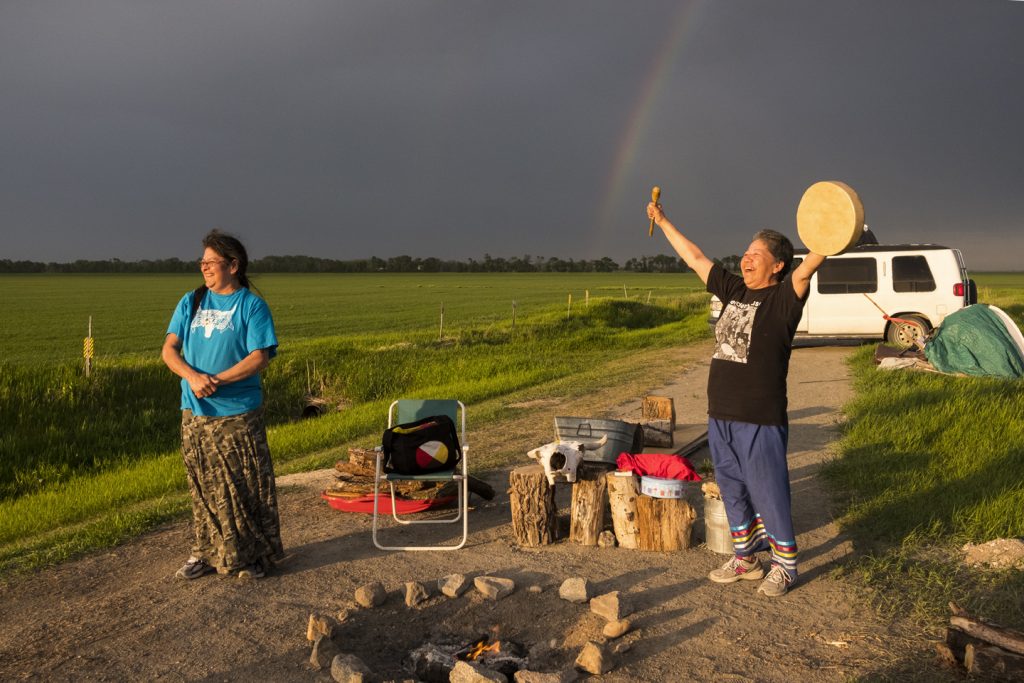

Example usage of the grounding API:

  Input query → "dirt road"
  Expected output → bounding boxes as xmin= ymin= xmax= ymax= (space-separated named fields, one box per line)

xmin=0 ymin=343 xmax=924 ymax=681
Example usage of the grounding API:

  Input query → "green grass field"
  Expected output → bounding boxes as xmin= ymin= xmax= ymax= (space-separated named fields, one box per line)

xmin=0 ymin=272 xmax=704 ymax=365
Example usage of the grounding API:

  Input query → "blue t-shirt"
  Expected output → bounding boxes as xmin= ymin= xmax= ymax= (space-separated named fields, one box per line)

xmin=166 ymin=287 xmax=278 ymax=417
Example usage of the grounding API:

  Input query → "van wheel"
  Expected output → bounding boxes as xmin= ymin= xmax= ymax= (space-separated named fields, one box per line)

xmin=886 ymin=315 xmax=930 ymax=349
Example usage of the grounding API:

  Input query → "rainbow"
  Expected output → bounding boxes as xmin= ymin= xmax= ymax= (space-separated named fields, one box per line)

xmin=595 ymin=0 xmax=708 ymax=245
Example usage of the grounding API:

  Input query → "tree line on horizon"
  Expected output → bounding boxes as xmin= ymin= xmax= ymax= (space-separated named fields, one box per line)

xmin=0 ymin=253 xmax=743 ymax=274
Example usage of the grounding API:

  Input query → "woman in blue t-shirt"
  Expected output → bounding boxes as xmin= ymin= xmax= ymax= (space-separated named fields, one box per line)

xmin=161 ymin=229 xmax=283 ymax=580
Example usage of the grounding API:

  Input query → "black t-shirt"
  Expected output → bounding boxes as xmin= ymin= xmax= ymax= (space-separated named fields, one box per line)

xmin=705 ymin=263 xmax=807 ymax=425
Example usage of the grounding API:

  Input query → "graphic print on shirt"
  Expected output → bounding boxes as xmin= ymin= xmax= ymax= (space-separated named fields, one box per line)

xmin=713 ymin=300 xmax=760 ymax=363
xmin=191 ymin=305 xmax=237 ymax=339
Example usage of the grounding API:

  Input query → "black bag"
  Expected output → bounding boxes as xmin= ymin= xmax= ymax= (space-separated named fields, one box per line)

xmin=382 ymin=414 xmax=462 ymax=475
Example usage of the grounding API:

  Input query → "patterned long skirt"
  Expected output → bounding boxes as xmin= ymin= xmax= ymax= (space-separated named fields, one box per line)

xmin=180 ymin=408 xmax=284 ymax=573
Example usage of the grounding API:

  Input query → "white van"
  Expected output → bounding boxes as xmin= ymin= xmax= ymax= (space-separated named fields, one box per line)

xmin=709 ymin=244 xmax=977 ymax=346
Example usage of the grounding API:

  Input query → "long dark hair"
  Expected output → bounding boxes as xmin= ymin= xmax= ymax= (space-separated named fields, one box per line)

xmin=752 ymin=229 xmax=794 ymax=283
xmin=202 ymin=229 xmax=260 ymax=294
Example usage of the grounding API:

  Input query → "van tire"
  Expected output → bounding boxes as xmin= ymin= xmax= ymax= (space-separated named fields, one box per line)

xmin=886 ymin=315 xmax=930 ymax=349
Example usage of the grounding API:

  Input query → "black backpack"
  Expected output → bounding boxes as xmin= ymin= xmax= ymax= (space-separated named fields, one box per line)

xmin=382 ymin=414 xmax=462 ymax=475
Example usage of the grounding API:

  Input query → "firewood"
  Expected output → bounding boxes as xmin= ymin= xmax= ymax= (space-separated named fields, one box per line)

xmin=570 ymin=464 xmax=609 ymax=546
xmin=640 ymin=420 xmax=673 ymax=448
xmin=346 ymin=447 xmax=378 ymax=473
xmin=636 ymin=495 xmax=696 ymax=551
xmin=965 ymin=643 xmax=1024 ymax=676
xmin=950 ymin=616 xmax=1024 ymax=656
xmin=605 ymin=472 xmax=640 ymax=549
xmin=641 ymin=396 xmax=675 ymax=428
xmin=934 ymin=642 xmax=960 ymax=669
xmin=946 ymin=626 xmax=988 ymax=662
xmin=508 ymin=465 xmax=558 ymax=546
xmin=430 ymin=475 xmax=495 ymax=501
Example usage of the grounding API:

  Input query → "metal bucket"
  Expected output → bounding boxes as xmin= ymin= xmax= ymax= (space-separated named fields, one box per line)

xmin=703 ymin=496 xmax=733 ymax=555
xmin=554 ymin=416 xmax=643 ymax=464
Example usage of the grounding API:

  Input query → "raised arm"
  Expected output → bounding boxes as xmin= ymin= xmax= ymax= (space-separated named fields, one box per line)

xmin=646 ymin=202 xmax=715 ymax=284
xmin=790 ymin=252 xmax=826 ymax=299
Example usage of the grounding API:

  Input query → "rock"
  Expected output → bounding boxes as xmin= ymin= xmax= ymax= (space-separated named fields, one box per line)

xmin=331 ymin=652 xmax=373 ymax=683
xmin=449 ymin=659 xmax=508 ymax=683
xmin=355 ymin=581 xmax=387 ymax=608
xmin=611 ymin=641 xmax=632 ymax=655
xmin=474 ymin=576 xmax=515 ymax=601
xmin=514 ymin=670 xmax=578 ymax=683
xmin=962 ymin=538 xmax=1024 ymax=569
xmin=308 ymin=612 xmax=338 ymax=641
xmin=310 ymin=634 xmax=341 ymax=670
xmin=336 ymin=606 xmax=353 ymax=623
xmin=602 ymin=619 xmax=631 ymax=639
xmin=589 ymin=591 xmax=631 ymax=621
xmin=558 ymin=578 xmax=590 ymax=604
xmin=527 ymin=585 xmax=543 ymax=594
xmin=405 ymin=581 xmax=431 ymax=607
xmin=574 ymin=641 xmax=612 ymax=675
xmin=597 ymin=531 xmax=617 ymax=548
xmin=439 ymin=573 xmax=470 ymax=598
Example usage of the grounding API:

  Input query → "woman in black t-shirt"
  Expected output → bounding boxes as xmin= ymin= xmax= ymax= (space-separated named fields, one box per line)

xmin=647 ymin=201 xmax=827 ymax=597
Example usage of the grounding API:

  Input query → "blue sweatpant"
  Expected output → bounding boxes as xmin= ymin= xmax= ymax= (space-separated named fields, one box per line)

xmin=708 ymin=418 xmax=798 ymax=578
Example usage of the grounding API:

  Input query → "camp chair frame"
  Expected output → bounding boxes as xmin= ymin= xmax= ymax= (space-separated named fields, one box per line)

xmin=372 ymin=399 xmax=469 ymax=551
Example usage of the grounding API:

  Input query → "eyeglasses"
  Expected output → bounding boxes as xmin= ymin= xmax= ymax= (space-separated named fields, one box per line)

xmin=197 ymin=258 xmax=229 ymax=268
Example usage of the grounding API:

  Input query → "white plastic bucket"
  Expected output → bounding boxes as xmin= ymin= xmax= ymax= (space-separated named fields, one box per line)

xmin=703 ymin=497 xmax=733 ymax=555
xmin=640 ymin=475 xmax=684 ymax=499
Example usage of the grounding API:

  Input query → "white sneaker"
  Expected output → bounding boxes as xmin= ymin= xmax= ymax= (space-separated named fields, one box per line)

xmin=757 ymin=564 xmax=794 ymax=597
xmin=708 ymin=556 xmax=765 ymax=584
xmin=175 ymin=556 xmax=215 ymax=580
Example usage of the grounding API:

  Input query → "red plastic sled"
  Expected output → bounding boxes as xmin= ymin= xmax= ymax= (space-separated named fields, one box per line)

xmin=321 ymin=492 xmax=456 ymax=515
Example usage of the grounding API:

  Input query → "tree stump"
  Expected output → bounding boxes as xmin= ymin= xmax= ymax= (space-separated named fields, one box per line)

xmin=570 ymin=464 xmax=608 ymax=546
xmin=509 ymin=465 xmax=557 ymax=546
xmin=636 ymin=495 xmax=696 ymax=551
xmin=605 ymin=472 xmax=640 ymax=549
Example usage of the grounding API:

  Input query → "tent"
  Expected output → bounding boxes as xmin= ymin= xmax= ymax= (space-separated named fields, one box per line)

xmin=924 ymin=305 xmax=1024 ymax=379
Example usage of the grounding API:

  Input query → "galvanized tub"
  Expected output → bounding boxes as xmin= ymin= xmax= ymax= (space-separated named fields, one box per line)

xmin=554 ymin=416 xmax=643 ymax=464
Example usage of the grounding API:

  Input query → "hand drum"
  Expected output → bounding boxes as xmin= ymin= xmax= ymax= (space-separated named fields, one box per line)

xmin=796 ymin=181 xmax=865 ymax=256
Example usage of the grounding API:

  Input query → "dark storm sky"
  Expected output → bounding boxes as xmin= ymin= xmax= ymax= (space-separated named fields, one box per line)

xmin=2 ymin=0 xmax=1022 ymax=269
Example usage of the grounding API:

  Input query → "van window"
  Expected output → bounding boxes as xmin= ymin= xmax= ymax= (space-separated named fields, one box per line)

xmin=892 ymin=256 xmax=936 ymax=292
xmin=816 ymin=258 xmax=877 ymax=294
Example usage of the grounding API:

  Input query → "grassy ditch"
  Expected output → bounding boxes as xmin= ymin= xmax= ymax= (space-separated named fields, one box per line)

xmin=0 ymin=296 xmax=710 ymax=574
xmin=824 ymin=346 xmax=1024 ymax=632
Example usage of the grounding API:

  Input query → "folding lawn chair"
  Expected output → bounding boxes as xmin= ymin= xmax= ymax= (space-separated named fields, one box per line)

xmin=372 ymin=399 xmax=469 ymax=551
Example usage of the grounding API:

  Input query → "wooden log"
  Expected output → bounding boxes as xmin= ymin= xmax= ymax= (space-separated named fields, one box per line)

xmin=605 ymin=472 xmax=640 ymax=549
xmin=345 ymin=447 xmax=378 ymax=474
xmin=965 ymin=643 xmax=1024 ymax=676
xmin=508 ymin=465 xmax=558 ymax=546
xmin=950 ymin=616 xmax=1024 ymax=656
xmin=636 ymin=494 xmax=696 ymax=551
xmin=946 ymin=626 xmax=987 ymax=663
xmin=570 ymin=464 xmax=608 ymax=546
xmin=640 ymin=420 xmax=673 ymax=448
xmin=641 ymin=396 xmax=675 ymax=430
xmin=934 ymin=642 xmax=960 ymax=670
xmin=433 ymin=475 xmax=496 ymax=501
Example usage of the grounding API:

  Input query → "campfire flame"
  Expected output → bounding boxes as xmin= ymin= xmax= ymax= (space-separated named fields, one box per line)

xmin=461 ymin=638 xmax=501 ymax=661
